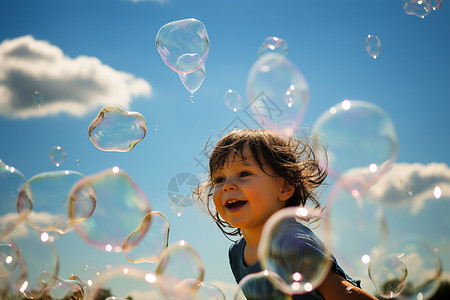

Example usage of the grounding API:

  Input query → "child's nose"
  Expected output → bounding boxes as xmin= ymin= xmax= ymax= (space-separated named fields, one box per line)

xmin=223 ymin=179 xmax=237 ymax=191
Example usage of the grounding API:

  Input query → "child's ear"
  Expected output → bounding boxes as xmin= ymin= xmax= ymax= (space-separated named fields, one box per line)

xmin=279 ymin=180 xmax=295 ymax=201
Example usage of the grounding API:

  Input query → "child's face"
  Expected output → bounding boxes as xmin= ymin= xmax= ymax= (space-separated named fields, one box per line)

xmin=211 ymin=145 xmax=293 ymax=233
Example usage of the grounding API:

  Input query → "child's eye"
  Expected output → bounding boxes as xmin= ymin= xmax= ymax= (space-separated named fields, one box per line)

xmin=213 ymin=177 xmax=224 ymax=184
xmin=240 ymin=171 xmax=251 ymax=177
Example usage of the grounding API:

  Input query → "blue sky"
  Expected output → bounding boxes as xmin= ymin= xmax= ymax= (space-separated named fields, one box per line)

xmin=1 ymin=0 xmax=450 ymax=298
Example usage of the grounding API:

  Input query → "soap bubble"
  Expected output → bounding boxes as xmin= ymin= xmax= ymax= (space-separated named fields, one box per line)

xmin=156 ymin=18 xmax=209 ymax=74
xmin=167 ymin=172 xmax=199 ymax=213
xmin=0 ymin=160 xmax=27 ymax=239
xmin=312 ymin=100 xmax=398 ymax=195
xmin=0 ymin=242 xmax=20 ymax=276
xmin=42 ymin=276 xmax=84 ymax=300
xmin=122 ymin=211 xmax=170 ymax=263
xmin=88 ymin=105 xmax=147 ymax=152
xmin=258 ymin=206 xmax=332 ymax=295
xmin=403 ymin=0 xmax=431 ymax=18
xmin=369 ymin=253 xmax=408 ymax=299
xmin=155 ymin=240 xmax=204 ymax=298
xmin=257 ymin=36 xmax=288 ymax=57
xmin=194 ymin=281 xmax=226 ymax=300
xmin=366 ymin=35 xmax=381 ymax=59
xmin=224 ymin=89 xmax=242 ymax=112
xmin=179 ymin=63 xmax=206 ymax=102
xmin=71 ymin=167 xmax=151 ymax=252
xmin=430 ymin=0 xmax=442 ymax=10
xmin=235 ymin=271 xmax=291 ymax=300
xmin=32 ymin=90 xmax=43 ymax=109
xmin=246 ymin=53 xmax=309 ymax=136
xmin=17 ymin=170 xmax=94 ymax=234
xmin=49 ymin=146 xmax=66 ymax=167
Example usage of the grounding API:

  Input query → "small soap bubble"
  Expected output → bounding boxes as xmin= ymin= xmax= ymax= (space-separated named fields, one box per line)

xmin=49 ymin=146 xmax=66 ymax=167
xmin=366 ymin=35 xmax=381 ymax=59
xmin=430 ymin=0 xmax=442 ymax=10
xmin=0 ymin=242 xmax=20 ymax=276
xmin=224 ymin=89 xmax=242 ymax=112
xmin=257 ymin=36 xmax=288 ymax=57
xmin=403 ymin=0 xmax=431 ymax=18
xmin=88 ymin=105 xmax=147 ymax=152
xmin=369 ymin=253 xmax=407 ymax=299
xmin=32 ymin=90 xmax=43 ymax=109
xmin=156 ymin=18 xmax=209 ymax=74
xmin=178 ymin=63 xmax=206 ymax=101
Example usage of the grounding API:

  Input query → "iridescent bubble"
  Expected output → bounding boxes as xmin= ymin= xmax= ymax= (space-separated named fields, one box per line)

xmin=0 ymin=242 xmax=20 ymax=276
xmin=312 ymin=100 xmax=398 ymax=195
xmin=122 ymin=211 xmax=170 ymax=263
xmin=224 ymin=89 xmax=242 ymax=112
xmin=0 ymin=160 xmax=27 ymax=239
xmin=49 ymin=146 xmax=66 ymax=167
xmin=155 ymin=240 xmax=204 ymax=299
xmin=71 ymin=167 xmax=151 ymax=252
xmin=17 ymin=170 xmax=94 ymax=234
xmin=430 ymin=0 xmax=442 ymax=10
xmin=32 ymin=90 xmax=43 ymax=109
xmin=42 ymin=276 xmax=84 ymax=300
xmin=403 ymin=0 xmax=431 ymax=18
xmin=235 ymin=271 xmax=291 ymax=300
xmin=379 ymin=236 xmax=441 ymax=300
xmin=177 ymin=53 xmax=204 ymax=75
xmin=258 ymin=206 xmax=332 ymax=295
xmin=246 ymin=52 xmax=309 ymax=137
xmin=324 ymin=184 xmax=388 ymax=294
xmin=88 ymin=105 xmax=147 ymax=152
xmin=156 ymin=18 xmax=209 ymax=74
xmin=257 ymin=36 xmax=288 ymax=57
xmin=179 ymin=63 xmax=206 ymax=102
xmin=366 ymin=35 xmax=381 ymax=59
xmin=89 ymin=266 xmax=166 ymax=300
xmin=369 ymin=253 xmax=407 ymax=299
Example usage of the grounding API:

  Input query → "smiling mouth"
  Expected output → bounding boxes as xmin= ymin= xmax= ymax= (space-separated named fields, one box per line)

xmin=225 ymin=200 xmax=247 ymax=209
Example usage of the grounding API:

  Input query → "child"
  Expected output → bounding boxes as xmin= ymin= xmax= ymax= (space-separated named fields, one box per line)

xmin=194 ymin=129 xmax=378 ymax=299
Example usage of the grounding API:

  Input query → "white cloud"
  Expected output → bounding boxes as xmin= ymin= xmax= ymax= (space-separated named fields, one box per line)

xmin=0 ymin=35 xmax=151 ymax=119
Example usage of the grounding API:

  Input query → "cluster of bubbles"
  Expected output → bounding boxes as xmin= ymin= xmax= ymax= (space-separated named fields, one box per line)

xmin=156 ymin=18 xmax=209 ymax=102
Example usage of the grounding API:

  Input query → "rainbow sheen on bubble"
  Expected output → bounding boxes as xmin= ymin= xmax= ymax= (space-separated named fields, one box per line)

xmin=0 ymin=160 xmax=27 ymax=239
xmin=258 ymin=207 xmax=332 ymax=295
xmin=403 ymin=0 xmax=431 ymax=18
xmin=366 ymin=35 xmax=381 ymax=59
xmin=49 ymin=146 xmax=66 ymax=167
xmin=156 ymin=18 xmax=209 ymax=74
xmin=17 ymin=170 xmax=93 ymax=234
xmin=257 ymin=36 xmax=288 ymax=57
xmin=179 ymin=63 xmax=206 ymax=102
xmin=224 ymin=89 xmax=242 ymax=112
xmin=246 ymin=53 xmax=309 ymax=136
xmin=88 ymin=105 xmax=147 ymax=152
xmin=71 ymin=167 xmax=151 ymax=252
xmin=369 ymin=253 xmax=407 ymax=299
xmin=312 ymin=100 xmax=398 ymax=195
xmin=155 ymin=240 xmax=204 ymax=299
xmin=122 ymin=211 xmax=170 ymax=263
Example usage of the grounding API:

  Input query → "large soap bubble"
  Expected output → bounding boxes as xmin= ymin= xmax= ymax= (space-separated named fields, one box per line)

xmin=246 ymin=53 xmax=309 ymax=137
xmin=88 ymin=105 xmax=147 ymax=152
xmin=156 ymin=18 xmax=209 ymax=74
xmin=258 ymin=206 xmax=332 ymax=295
xmin=312 ymin=100 xmax=398 ymax=195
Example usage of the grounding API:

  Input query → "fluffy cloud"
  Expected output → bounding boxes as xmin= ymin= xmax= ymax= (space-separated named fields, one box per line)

xmin=0 ymin=35 xmax=151 ymax=118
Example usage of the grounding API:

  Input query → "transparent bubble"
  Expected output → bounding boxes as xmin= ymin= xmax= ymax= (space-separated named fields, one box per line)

xmin=403 ymin=0 xmax=431 ymax=18
xmin=89 ymin=266 xmax=166 ymax=300
xmin=42 ymin=276 xmax=84 ymax=300
xmin=324 ymin=184 xmax=388 ymax=294
xmin=366 ymin=35 xmax=381 ymax=59
xmin=0 ymin=160 xmax=27 ymax=239
xmin=71 ymin=167 xmax=151 ymax=252
xmin=122 ymin=211 xmax=170 ymax=263
xmin=155 ymin=240 xmax=204 ymax=299
xmin=167 ymin=172 xmax=199 ymax=211
xmin=246 ymin=53 xmax=309 ymax=137
xmin=224 ymin=89 xmax=242 ymax=112
xmin=32 ymin=90 xmax=43 ymax=109
xmin=258 ymin=206 xmax=332 ymax=295
xmin=430 ymin=0 xmax=442 ymax=10
xmin=194 ymin=281 xmax=226 ymax=300
xmin=257 ymin=36 xmax=288 ymax=57
xmin=369 ymin=253 xmax=408 ymax=299
xmin=235 ymin=271 xmax=291 ymax=300
xmin=156 ymin=18 xmax=209 ymax=74
xmin=0 ymin=242 xmax=20 ymax=276
xmin=379 ymin=236 xmax=441 ymax=300
xmin=312 ymin=100 xmax=398 ymax=195
xmin=179 ymin=63 xmax=206 ymax=102
xmin=4 ymin=225 xmax=59 ymax=299
xmin=88 ymin=105 xmax=147 ymax=152
xmin=49 ymin=146 xmax=66 ymax=167
xmin=17 ymin=170 xmax=93 ymax=234
xmin=69 ymin=264 xmax=102 ymax=298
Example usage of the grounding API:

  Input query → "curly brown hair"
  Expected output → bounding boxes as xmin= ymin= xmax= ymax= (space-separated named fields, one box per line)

xmin=193 ymin=129 xmax=327 ymax=240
